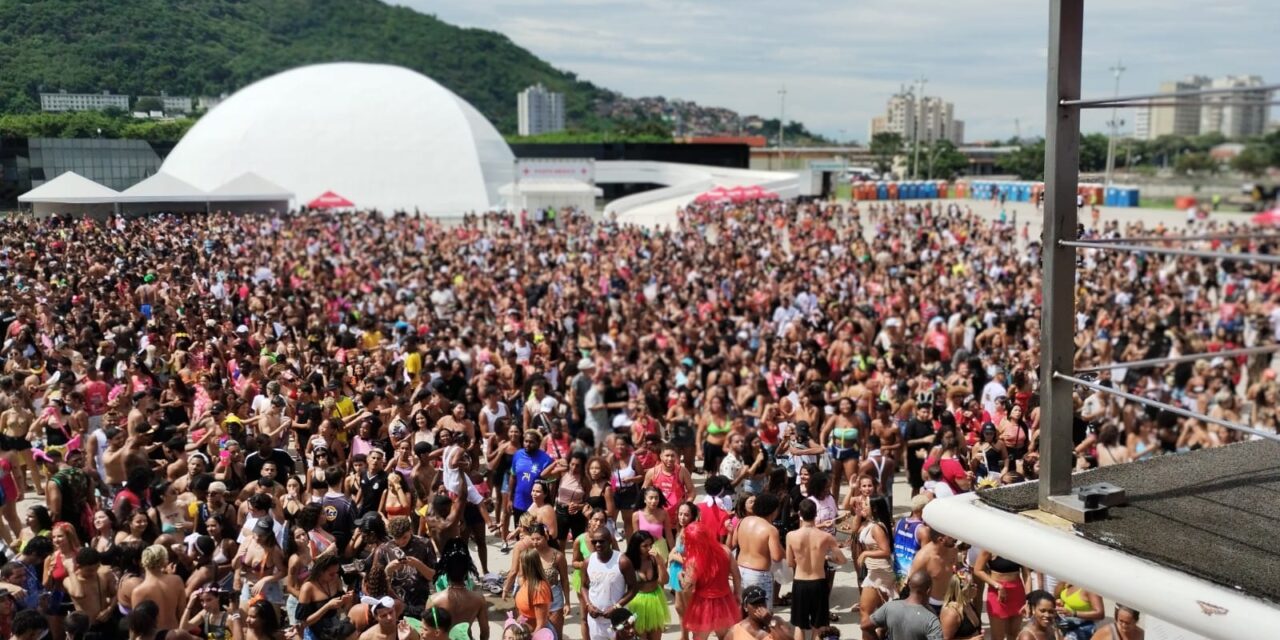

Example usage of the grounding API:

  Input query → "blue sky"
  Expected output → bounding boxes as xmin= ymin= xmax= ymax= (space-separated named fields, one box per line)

xmin=394 ymin=1 xmax=1277 ymax=143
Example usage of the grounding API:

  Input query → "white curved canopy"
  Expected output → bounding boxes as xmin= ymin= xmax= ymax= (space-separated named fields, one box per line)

xmin=160 ymin=62 xmax=514 ymax=215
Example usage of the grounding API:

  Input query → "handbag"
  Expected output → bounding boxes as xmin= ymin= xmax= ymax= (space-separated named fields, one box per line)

xmin=614 ymin=469 xmax=640 ymax=510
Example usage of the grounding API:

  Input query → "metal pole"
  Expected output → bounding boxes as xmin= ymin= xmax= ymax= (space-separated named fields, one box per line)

xmin=1039 ymin=0 xmax=1083 ymax=516
xmin=911 ymin=77 xmax=927 ymax=180
xmin=1076 ymin=344 xmax=1280 ymax=374
xmin=1055 ymin=372 xmax=1280 ymax=444
xmin=778 ymin=87 xmax=787 ymax=169
xmin=1060 ymin=82 xmax=1280 ymax=107
xmin=1103 ymin=60 xmax=1125 ymax=187
xmin=1060 ymin=239 xmax=1280 ymax=265
xmin=1079 ymin=232 xmax=1280 ymax=244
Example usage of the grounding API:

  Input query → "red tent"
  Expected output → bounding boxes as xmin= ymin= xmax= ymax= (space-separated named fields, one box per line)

xmin=694 ymin=186 xmax=732 ymax=204
xmin=1252 ymin=208 xmax=1280 ymax=225
xmin=741 ymin=185 xmax=778 ymax=200
xmin=308 ymin=190 xmax=354 ymax=209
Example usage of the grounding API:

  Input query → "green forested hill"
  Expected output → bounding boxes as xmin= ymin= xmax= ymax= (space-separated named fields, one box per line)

xmin=0 ymin=0 xmax=610 ymax=133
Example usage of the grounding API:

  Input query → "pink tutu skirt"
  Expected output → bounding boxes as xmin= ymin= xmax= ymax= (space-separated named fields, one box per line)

xmin=682 ymin=592 xmax=739 ymax=632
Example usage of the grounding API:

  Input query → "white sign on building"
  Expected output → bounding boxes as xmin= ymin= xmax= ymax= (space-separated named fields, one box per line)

xmin=514 ymin=158 xmax=595 ymax=183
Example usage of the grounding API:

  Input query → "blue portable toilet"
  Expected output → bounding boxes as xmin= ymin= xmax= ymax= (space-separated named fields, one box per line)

xmin=1017 ymin=183 xmax=1030 ymax=202
xmin=1104 ymin=188 xmax=1117 ymax=207
xmin=1126 ymin=188 xmax=1140 ymax=207
xmin=877 ymin=182 xmax=889 ymax=200
xmin=904 ymin=182 xmax=917 ymax=199
xmin=926 ymin=182 xmax=938 ymax=199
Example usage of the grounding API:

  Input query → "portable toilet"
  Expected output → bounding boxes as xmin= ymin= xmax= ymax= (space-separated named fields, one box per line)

xmin=888 ymin=182 xmax=900 ymax=200
xmin=877 ymin=182 xmax=889 ymax=200
xmin=1125 ymin=188 xmax=1140 ymax=207
xmin=1104 ymin=187 xmax=1118 ymax=207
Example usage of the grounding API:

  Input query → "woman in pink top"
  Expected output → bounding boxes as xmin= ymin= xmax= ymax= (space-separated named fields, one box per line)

xmin=631 ymin=487 xmax=672 ymax=562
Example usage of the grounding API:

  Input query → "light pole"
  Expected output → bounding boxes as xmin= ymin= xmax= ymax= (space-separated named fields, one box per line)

xmin=1104 ymin=60 xmax=1125 ymax=187
xmin=911 ymin=76 xmax=928 ymax=180
xmin=777 ymin=87 xmax=787 ymax=170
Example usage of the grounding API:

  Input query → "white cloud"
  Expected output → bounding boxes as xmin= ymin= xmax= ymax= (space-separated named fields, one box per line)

xmin=392 ymin=0 xmax=1278 ymax=141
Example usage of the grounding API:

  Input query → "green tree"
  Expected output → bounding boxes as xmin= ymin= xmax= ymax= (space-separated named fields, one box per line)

xmin=907 ymin=139 xmax=969 ymax=179
xmin=1079 ymin=133 xmax=1110 ymax=172
xmin=870 ymin=132 xmax=903 ymax=176
xmin=133 ymin=96 xmax=164 ymax=112
xmin=996 ymin=139 xmax=1047 ymax=180
xmin=1230 ymin=145 xmax=1271 ymax=176
xmin=1174 ymin=152 xmax=1217 ymax=176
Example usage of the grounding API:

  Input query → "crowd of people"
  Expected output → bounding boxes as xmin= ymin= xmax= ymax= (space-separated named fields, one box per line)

xmin=0 ymin=195 xmax=1272 ymax=640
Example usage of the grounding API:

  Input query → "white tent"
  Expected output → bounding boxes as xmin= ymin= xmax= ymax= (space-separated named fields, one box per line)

xmin=500 ymin=180 xmax=602 ymax=219
xmin=17 ymin=171 xmax=119 ymax=217
xmin=206 ymin=172 xmax=294 ymax=213
xmin=116 ymin=171 xmax=210 ymax=214
xmin=160 ymin=62 xmax=515 ymax=215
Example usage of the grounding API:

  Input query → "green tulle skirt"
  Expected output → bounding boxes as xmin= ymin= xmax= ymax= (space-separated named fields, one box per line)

xmin=628 ymin=588 xmax=671 ymax=633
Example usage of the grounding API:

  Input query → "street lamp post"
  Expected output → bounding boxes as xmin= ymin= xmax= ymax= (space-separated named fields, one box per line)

xmin=1104 ymin=60 xmax=1125 ymax=187
xmin=911 ymin=76 xmax=928 ymax=180
xmin=778 ymin=87 xmax=787 ymax=170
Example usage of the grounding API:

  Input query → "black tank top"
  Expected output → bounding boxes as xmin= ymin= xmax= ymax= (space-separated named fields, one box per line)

xmin=989 ymin=554 xmax=1022 ymax=573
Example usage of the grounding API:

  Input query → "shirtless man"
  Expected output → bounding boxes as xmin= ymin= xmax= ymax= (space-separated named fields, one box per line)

xmin=101 ymin=427 xmax=133 ymax=495
xmin=732 ymin=586 xmax=795 ymax=640
xmin=786 ymin=499 xmax=846 ymax=640
xmin=422 ymin=494 xmax=464 ymax=546
xmin=132 ymin=544 xmax=186 ymax=631
xmin=731 ymin=493 xmax=784 ymax=611
xmin=426 ymin=549 xmax=489 ymax=640
xmin=0 ymin=394 xmax=38 ymax=493
xmin=360 ymin=597 xmax=420 ymax=640
xmin=908 ymin=528 xmax=958 ymax=614
xmin=63 ymin=548 xmax=116 ymax=633
xmin=872 ymin=400 xmax=903 ymax=464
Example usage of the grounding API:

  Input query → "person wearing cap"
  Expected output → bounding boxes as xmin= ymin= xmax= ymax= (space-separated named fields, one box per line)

xmin=568 ymin=357 xmax=596 ymax=435
xmin=730 ymin=585 xmax=793 ymax=640
xmin=360 ymin=594 xmax=421 ymax=640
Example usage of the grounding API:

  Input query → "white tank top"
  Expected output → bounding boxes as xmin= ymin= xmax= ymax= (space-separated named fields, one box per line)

xmin=587 ymin=552 xmax=625 ymax=608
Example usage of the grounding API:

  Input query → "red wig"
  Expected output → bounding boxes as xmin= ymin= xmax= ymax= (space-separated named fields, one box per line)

xmin=681 ymin=520 xmax=728 ymax=588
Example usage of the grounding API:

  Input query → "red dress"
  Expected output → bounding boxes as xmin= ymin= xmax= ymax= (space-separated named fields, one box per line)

xmin=682 ymin=547 xmax=739 ymax=632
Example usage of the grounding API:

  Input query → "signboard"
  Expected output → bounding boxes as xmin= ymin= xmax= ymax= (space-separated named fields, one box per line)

xmin=515 ymin=158 xmax=595 ymax=183
xmin=808 ymin=160 xmax=847 ymax=172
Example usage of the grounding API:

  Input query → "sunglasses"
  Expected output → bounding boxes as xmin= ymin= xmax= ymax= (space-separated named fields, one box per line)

xmin=591 ymin=538 xmax=609 ymax=546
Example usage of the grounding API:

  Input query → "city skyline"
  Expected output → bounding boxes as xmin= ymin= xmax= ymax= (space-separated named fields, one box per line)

xmin=398 ymin=0 xmax=1276 ymax=142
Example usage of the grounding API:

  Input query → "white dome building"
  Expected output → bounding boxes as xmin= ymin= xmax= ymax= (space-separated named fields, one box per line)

xmin=161 ymin=62 xmax=514 ymax=215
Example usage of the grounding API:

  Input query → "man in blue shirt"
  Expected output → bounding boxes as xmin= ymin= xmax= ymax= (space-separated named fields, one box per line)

xmin=510 ymin=430 xmax=557 ymax=520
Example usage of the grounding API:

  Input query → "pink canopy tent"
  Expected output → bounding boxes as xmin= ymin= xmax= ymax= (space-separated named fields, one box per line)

xmin=694 ymin=186 xmax=732 ymax=204
xmin=740 ymin=184 xmax=779 ymax=200
xmin=1251 ymin=208 xmax=1280 ymax=225
xmin=307 ymin=190 xmax=354 ymax=209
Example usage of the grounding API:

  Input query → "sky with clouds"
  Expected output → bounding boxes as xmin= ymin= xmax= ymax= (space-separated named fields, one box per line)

xmin=394 ymin=0 xmax=1277 ymax=143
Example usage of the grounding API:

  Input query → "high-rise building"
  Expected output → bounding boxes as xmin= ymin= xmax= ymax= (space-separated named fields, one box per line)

xmin=39 ymin=90 xmax=130 ymax=112
xmin=517 ymin=83 xmax=565 ymax=136
xmin=1200 ymin=75 xmax=1269 ymax=138
xmin=1136 ymin=75 xmax=1270 ymax=140
xmin=868 ymin=88 xmax=963 ymax=145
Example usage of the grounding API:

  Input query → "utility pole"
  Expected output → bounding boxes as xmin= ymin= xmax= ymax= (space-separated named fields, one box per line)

xmin=778 ymin=86 xmax=787 ymax=170
xmin=911 ymin=76 xmax=927 ymax=179
xmin=1104 ymin=59 xmax=1125 ymax=187
xmin=1015 ymin=118 xmax=1022 ymax=142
